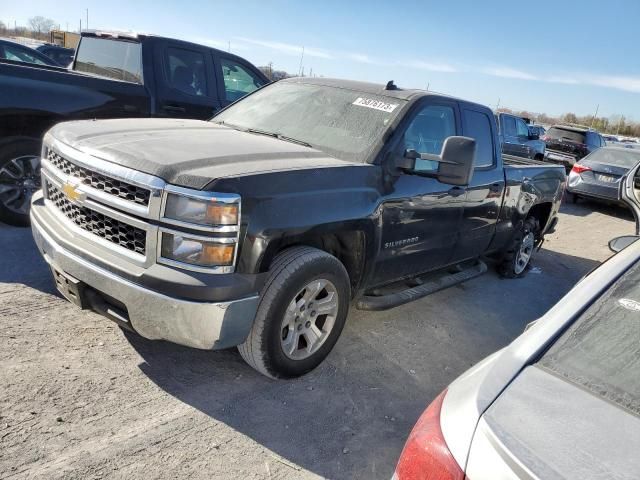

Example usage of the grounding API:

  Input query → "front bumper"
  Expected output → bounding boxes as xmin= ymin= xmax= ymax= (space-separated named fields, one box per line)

xmin=31 ymin=191 xmax=259 ymax=350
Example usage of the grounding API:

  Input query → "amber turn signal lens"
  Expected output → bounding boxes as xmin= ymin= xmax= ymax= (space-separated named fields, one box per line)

xmin=206 ymin=203 xmax=239 ymax=225
xmin=202 ymin=244 xmax=235 ymax=266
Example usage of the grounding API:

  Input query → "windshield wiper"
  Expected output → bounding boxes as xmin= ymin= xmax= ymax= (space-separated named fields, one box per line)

xmin=276 ymin=134 xmax=313 ymax=148
xmin=244 ymin=128 xmax=313 ymax=148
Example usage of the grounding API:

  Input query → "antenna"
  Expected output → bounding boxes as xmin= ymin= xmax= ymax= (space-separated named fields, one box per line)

xmin=385 ymin=80 xmax=398 ymax=90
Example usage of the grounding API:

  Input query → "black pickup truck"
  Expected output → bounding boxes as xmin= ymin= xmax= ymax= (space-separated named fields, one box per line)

xmin=0 ymin=30 xmax=269 ymax=225
xmin=30 ymin=78 xmax=566 ymax=379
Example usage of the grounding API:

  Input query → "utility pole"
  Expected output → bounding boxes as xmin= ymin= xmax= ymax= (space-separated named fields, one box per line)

xmin=228 ymin=40 xmax=230 ymax=52
xmin=86 ymin=9 xmax=89 ymax=30
xmin=495 ymin=97 xmax=501 ymax=111
xmin=298 ymin=46 xmax=305 ymax=77
xmin=426 ymin=82 xmax=430 ymax=91
xmin=590 ymin=104 xmax=599 ymax=128
xmin=79 ymin=18 xmax=82 ymax=33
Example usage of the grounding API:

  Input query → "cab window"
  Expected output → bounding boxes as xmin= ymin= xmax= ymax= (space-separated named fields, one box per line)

xmin=165 ymin=47 xmax=207 ymax=96
xmin=221 ymin=58 xmax=266 ymax=103
xmin=404 ymin=105 xmax=456 ymax=172
xmin=516 ymin=119 xmax=529 ymax=137
xmin=463 ymin=109 xmax=495 ymax=168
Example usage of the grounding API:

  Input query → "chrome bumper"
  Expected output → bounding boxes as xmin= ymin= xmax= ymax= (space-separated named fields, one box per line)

xmin=31 ymin=191 xmax=259 ymax=350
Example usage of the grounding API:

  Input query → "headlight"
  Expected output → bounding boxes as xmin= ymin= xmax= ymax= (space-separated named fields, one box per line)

xmin=160 ymin=232 xmax=235 ymax=267
xmin=164 ymin=193 xmax=239 ymax=226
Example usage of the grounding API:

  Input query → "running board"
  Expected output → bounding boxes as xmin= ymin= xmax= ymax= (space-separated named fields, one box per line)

xmin=356 ymin=260 xmax=487 ymax=311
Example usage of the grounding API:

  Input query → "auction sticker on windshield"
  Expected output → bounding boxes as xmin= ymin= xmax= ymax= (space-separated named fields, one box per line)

xmin=352 ymin=97 xmax=398 ymax=113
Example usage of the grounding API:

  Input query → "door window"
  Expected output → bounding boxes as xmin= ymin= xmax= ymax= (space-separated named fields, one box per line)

xmin=2 ymin=44 xmax=51 ymax=66
xmin=404 ymin=105 xmax=456 ymax=172
xmin=220 ymin=58 xmax=266 ymax=102
xmin=165 ymin=47 xmax=207 ymax=96
xmin=516 ymin=119 xmax=529 ymax=137
xmin=463 ymin=109 xmax=495 ymax=167
xmin=503 ymin=116 xmax=517 ymax=136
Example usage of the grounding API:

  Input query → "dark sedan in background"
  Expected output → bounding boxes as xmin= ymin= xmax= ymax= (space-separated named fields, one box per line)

xmin=567 ymin=146 xmax=640 ymax=204
xmin=35 ymin=44 xmax=75 ymax=67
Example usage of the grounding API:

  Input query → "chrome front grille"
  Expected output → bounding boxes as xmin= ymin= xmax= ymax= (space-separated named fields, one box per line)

xmin=46 ymin=180 xmax=146 ymax=255
xmin=46 ymin=148 xmax=151 ymax=206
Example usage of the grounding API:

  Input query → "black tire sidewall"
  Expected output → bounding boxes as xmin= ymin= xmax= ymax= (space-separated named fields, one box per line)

xmin=260 ymin=255 xmax=350 ymax=378
xmin=499 ymin=217 xmax=538 ymax=278
xmin=0 ymin=137 xmax=42 ymax=227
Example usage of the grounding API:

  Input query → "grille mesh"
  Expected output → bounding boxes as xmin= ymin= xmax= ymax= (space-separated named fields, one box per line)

xmin=46 ymin=181 xmax=146 ymax=255
xmin=47 ymin=149 xmax=151 ymax=206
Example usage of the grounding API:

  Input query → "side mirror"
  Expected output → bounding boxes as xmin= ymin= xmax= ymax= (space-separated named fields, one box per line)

xmin=402 ymin=136 xmax=476 ymax=186
xmin=608 ymin=235 xmax=639 ymax=253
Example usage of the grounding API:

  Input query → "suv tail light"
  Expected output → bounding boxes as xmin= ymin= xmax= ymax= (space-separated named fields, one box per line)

xmin=393 ymin=390 xmax=464 ymax=480
xmin=572 ymin=164 xmax=592 ymax=174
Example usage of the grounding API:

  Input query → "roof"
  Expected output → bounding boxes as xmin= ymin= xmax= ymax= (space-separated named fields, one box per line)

xmin=279 ymin=77 xmax=490 ymax=110
xmin=550 ymin=124 xmax=594 ymax=132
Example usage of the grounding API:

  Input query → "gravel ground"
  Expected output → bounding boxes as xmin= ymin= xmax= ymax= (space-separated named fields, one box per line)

xmin=0 ymin=198 xmax=635 ymax=480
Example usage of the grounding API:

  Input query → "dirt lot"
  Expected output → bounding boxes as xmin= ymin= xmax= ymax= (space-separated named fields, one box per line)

xmin=0 ymin=199 xmax=635 ymax=480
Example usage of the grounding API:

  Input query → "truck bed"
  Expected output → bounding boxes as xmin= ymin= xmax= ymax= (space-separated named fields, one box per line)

xmin=503 ymin=154 xmax=550 ymax=167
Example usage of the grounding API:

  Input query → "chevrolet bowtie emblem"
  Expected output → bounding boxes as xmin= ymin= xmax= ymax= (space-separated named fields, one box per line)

xmin=62 ymin=182 xmax=85 ymax=203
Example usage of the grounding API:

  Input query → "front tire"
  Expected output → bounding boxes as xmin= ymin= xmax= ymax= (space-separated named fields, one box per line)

xmin=238 ymin=247 xmax=350 ymax=379
xmin=497 ymin=217 xmax=540 ymax=278
xmin=0 ymin=137 xmax=42 ymax=227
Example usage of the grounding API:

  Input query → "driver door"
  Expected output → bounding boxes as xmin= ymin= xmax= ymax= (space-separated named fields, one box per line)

xmin=370 ymin=100 xmax=467 ymax=286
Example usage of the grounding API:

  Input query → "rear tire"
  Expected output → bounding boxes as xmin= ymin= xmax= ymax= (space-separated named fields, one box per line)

xmin=0 ymin=137 xmax=42 ymax=227
xmin=238 ymin=247 xmax=350 ymax=379
xmin=497 ymin=217 xmax=540 ymax=279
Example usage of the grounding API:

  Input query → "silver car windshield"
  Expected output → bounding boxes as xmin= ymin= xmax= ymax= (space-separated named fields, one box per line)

xmin=212 ymin=82 xmax=407 ymax=162
xmin=539 ymin=261 xmax=640 ymax=416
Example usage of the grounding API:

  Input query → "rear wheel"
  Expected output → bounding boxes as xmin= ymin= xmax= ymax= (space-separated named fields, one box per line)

xmin=0 ymin=137 xmax=42 ymax=227
xmin=238 ymin=247 xmax=350 ymax=379
xmin=498 ymin=217 xmax=540 ymax=278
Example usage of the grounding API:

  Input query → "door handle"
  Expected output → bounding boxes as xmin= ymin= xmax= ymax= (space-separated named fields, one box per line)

xmin=448 ymin=186 xmax=466 ymax=197
xmin=489 ymin=182 xmax=503 ymax=192
xmin=162 ymin=104 xmax=186 ymax=113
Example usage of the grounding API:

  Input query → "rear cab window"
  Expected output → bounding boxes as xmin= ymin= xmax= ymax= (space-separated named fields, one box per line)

xmin=546 ymin=127 xmax=586 ymax=144
xmin=538 ymin=261 xmax=640 ymax=416
xmin=74 ymin=37 xmax=143 ymax=84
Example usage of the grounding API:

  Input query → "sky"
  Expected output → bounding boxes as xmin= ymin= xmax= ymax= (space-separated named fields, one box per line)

xmin=2 ymin=0 xmax=639 ymax=120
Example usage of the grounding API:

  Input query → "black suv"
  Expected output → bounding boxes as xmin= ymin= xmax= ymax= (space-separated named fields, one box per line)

xmin=543 ymin=125 xmax=604 ymax=171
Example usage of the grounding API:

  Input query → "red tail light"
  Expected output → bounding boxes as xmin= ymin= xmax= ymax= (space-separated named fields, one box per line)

xmin=394 ymin=390 xmax=464 ymax=480
xmin=542 ymin=135 xmax=549 ymax=141
xmin=571 ymin=164 xmax=592 ymax=174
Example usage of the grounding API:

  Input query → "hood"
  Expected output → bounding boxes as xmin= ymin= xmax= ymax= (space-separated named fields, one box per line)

xmin=49 ymin=118 xmax=355 ymax=189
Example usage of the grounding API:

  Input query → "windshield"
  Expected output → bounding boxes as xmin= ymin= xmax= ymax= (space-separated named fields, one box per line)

xmin=546 ymin=127 xmax=586 ymax=144
xmin=585 ymin=148 xmax=640 ymax=168
xmin=539 ymin=260 xmax=640 ymax=416
xmin=212 ymin=82 xmax=407 ymax=162
xmin=74 ymin=37 xmax=143 ymax=84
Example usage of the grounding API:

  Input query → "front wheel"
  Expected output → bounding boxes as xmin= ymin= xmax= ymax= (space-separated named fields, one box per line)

xmin=0 ymin=137 xmax=42 ymax=227
xmin=497 ymin=217 xmax=540 ymax=278
xmin=238 ymin=247 xmax=350 ymax=379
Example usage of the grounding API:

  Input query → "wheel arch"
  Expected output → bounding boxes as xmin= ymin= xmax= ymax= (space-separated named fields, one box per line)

xmin=256 ymin=224 xmax=374 ymax=296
